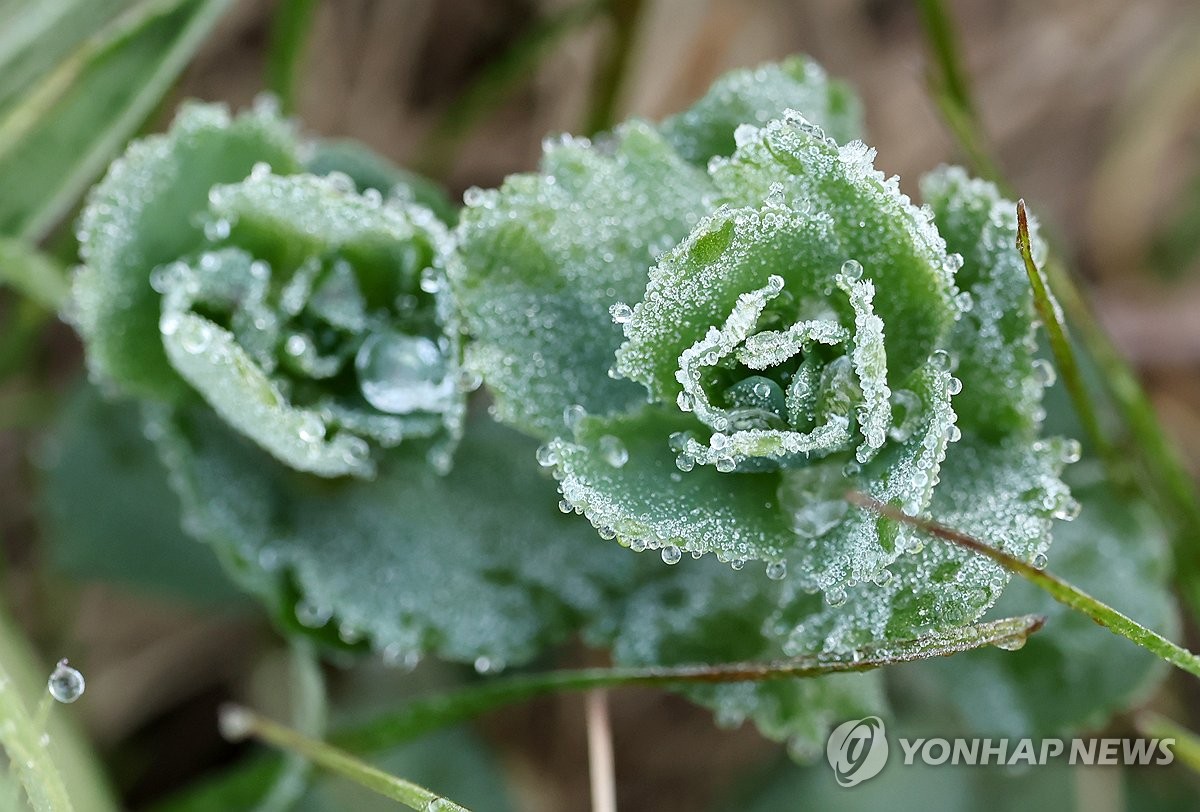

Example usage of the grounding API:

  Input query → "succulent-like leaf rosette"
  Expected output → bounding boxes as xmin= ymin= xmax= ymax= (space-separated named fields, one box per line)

xmin=69 ymin=101 xmax=633 ymax=666
xmin=455 ymin=95 xmax=1076 ymax=655
xmin=72 ymin=101 xmax=463 ymax=476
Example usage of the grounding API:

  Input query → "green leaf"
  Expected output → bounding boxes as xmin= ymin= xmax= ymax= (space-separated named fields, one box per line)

xmin=305 ymin=139 xmax=457 ymax=224
xmin=922 ymin=166 xmax=1046 ymax=439
xmin=779 ymin=432 xmax=1072 ymax=653
xmin=618 ymin=114 xmax=961 ymax=404
xmin=918 ymin=471 xmax=1176 ymax=736
xmin=72 ymin=100 xmax=301 ymax=400
xmin=550 ymin=408 xmax=799 ymax=567
xmin=38 ymin=384 xmax=243 ymax=606
xmin=0 ymin=0 xmax=234 ymax=240
xmin=448 ymin=120 xmax=715 ymax=438
xmin=154 ymin=407 xmax=637 ymax=665
xmin=550 ymin=364 xmax=948 ymax=587
xmin=594 ymin=554 xmax=885 ymax=758
xmin=660 ymin=55 xmax=864 ymax=165
xmin=74 ymin=104 xmax=464 ymax=477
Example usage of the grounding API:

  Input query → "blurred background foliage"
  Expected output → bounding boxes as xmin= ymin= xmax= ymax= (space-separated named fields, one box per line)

xmin=3 ymin=0 xmax=1200 ymax=809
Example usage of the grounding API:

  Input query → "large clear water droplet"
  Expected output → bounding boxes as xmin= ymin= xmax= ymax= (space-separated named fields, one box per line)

xmin=777 ymin=460 xmax=850 ymax=539
xmin=47 ymin=659 xmax=85 ymax=704
xmin=598 ymin=434 xmax=628 ymax=468
xmin=356 ymin=332 xmax=453 ymax=414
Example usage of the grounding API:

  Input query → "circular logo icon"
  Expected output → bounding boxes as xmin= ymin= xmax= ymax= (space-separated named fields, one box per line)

xmin=826 ymin=716 xmax=888 ymax=787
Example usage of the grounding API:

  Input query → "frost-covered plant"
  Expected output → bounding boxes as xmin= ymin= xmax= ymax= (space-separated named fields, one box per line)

xmin=68 ymin=100 xmax=632 ymax=668
xmin=72 ymin=101 xmax=463 ymax=475
xmin=451 ymin=59 xmax=1076 ymax=655
xmin=65 ymin=56 xmax=1173 ymax=758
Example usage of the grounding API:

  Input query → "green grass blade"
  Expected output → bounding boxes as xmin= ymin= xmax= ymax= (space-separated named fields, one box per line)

xmin=1137 ymin=713 xmax=1200 ymax=774
xmin=219 ymin=706 xmax=472 ymax=812
xmin=265 ymin=0 xmax=318 ymax=114
xmin=414 ymin=0 xmax=605 ymax=177
xmin=0 ymin=237 xmax=68 ymax=309
xmin=848 ymin=491 xmax=1200 ymax=680
xmin=917 ymin=0 xmax=1200 ymax=617
xmin=159 ymin=615 xmax=1041 ymax=807
xmin=0 ymin=609 xmax=118 ymax=812
xmin=0 ymin=0 xmax=232 ymax=240
xmin=1015 ymin=201 xmax=1113 ymax=462
xmin=331 ymin=616 xmax=1042 ymax=753
xmin=583 ymin=0 xmax=644 ymax=136
xmin=915 ymin=0 xmax=1005 ymax=185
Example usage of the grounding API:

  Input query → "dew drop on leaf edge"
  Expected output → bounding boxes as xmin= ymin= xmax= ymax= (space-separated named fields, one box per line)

xmin=47 ymin=659 xmax=85 ymax=704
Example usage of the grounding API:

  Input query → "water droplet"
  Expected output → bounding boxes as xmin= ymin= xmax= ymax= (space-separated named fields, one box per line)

xmin=930 ymin=349 xmax=952 ymax=372
xmin=47 ymin=660 xmax=85 ymax=704
xmin=825 ymin=588 xmax=847 ymax=607
xmin=204 ymin=218 xmax=231 ymax=241
xmin=955 ymin=291 xmax=974 ymax=313
xmin=285 ymin=333 xmax=309 ymax=357
xmin=1061 ymin=439 xmax=1082 ymax=464
xmin=872 ymin=569 xmax=893 ymax=587
xmin=297 ymin=414 xmax=325 ymax=443
xmin=725 ymin=376 xmax=785 ymax=422
xmin=457 ymin=369 xmax=483 ymax=392
xmin=1031 ymin=553 xmax=1048 ymax=570
xmin=356 ymin=332 xmax=453 ymax=414
xmin=382 ymin=644 xmax=421 ymax=672
xmin=558 ymin=499 xmax=573 ymax=514
xmin=887 ymin=389 xmax=922 ymax=442
xmin=839 ymin=259 xmax=863 ymax=281
xmin=342 ymin=436 xmax=370 ymax=466
xmin=564 ymin=404 xmax=587 ymax=431
xmin=180 ymin=322 xmax=211 ymax=354
xmin=296 ymin=599 xmax=332 ymax=627
xmin=730 ymin=558 xmax=746 ymax=571
xmin=1032 ymin=359 xmax=1056 ymax=388
xmin=536 ymin=444 xmax=558 ymax=467
xmin=419 ymin=268 xmax=442 ymax=293
xmin=474 ymin=656 xmax=505 ymax=675
xmin=766 ymin=561 xmax=787 ymax=580
xmin=715 ymin=457 xmax=736 ymax=472
xmin=1053 ymin=498 xmax=1081 ymax=521
xmin=609 ymin=303 xmax=633 ymax=324
xmin=994 ymin=636 xmax=1027 ymax=652
xmin=946 ymin=377 xmax=963 ymax=396
xmin=598 ymin=435 xmax=628 ymax=467
xmin=675 ymin=453 xmax=695 ymax=472
xmin=661 ymin=545 xmax=682 ymax=565
xmin=218 ymin=705 xmax=252 ymax=741
xmin=777 ymin=461 xmax=850 ymax=539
